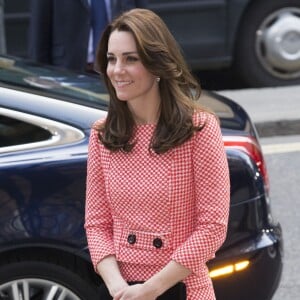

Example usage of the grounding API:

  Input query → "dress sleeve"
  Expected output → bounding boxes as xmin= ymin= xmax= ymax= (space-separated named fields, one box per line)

xmin=171 ymin=112 xmax=230 ymax=276
xmin=84 ymin=126 xmax=115 ymax=271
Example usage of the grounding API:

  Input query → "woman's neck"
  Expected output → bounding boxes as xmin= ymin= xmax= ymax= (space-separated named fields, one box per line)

xmin=128 ymin=96 xmax=161 ymax=125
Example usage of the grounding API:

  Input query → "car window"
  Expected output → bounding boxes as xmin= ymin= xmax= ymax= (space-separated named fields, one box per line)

xmin=0 ymin=115 xmax=51 ymax=147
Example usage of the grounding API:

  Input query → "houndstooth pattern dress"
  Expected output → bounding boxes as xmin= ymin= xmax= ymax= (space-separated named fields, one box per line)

xmin=85 ymin=111 xmax=230 ymax=299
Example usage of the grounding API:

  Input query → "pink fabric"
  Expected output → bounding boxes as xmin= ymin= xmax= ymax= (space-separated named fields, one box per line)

xmin=85 ymin=111 xmax=230 ymax=299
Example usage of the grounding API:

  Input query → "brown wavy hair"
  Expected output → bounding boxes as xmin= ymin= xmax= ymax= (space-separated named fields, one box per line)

xmin=94 ymin=8 xmax=206 ymax=153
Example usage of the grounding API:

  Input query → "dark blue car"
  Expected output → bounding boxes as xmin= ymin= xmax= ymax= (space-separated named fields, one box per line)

xmin=0 ymin=55 xmax=282 ymax=299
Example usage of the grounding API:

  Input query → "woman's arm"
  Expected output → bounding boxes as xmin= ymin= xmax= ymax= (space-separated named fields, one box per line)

xmin=85 ymin=127 xmax=116 ymax=268
xmin=85 ymin=126 xmax=130 ymax=298
xmin=97 ymin=255 xmax=129 ymax=297
xmin=171 ymin=112 xmax=230 ymax=276
xmin=85 ymin=127 xmax=128 ymax=297
xmin=144 ymin=260 xmax=191 ymax=296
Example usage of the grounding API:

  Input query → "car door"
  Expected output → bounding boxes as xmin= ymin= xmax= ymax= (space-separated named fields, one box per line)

xmin=149 ymin=0 xmax=228 ymax=69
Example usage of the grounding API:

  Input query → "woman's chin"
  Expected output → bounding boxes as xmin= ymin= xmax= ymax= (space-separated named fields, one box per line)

xmin=116 ymin=95 xmax=129 ymax=101
xmin=115 ymin=91 xmax=131 ymax=101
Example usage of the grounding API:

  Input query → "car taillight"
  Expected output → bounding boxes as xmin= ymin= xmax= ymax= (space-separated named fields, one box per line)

xmin=223 ymin=135 xmax=269 ymax=194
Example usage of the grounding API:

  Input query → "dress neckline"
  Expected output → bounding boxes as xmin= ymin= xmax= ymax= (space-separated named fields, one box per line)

xmin=135 ymin=123 xmax=156 ymax=128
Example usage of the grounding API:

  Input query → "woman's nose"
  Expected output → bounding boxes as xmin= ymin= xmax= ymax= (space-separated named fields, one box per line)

xmin=113 ymin=60 xmax=125 ymax=74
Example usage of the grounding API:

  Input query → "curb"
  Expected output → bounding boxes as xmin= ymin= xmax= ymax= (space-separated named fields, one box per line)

xmin=255 ymin=120 xmax=300 ymax=138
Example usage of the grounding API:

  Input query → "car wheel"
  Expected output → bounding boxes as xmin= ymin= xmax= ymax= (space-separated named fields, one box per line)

xmin=0 ymin=260 xmax=99 ymax=299
xmin=234 ymin=0 xmax=300 ymax=87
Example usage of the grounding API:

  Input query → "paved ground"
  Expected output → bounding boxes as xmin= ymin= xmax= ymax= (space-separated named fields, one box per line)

xmin=218 ymin=85 xmax=300 ymax=137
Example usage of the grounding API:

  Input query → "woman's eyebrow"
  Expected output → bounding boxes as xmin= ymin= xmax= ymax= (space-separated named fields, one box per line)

xmin=107 ymin=51 xmax=138 ymax=56
xmin=122 ymin=51 xmax=138 ymax=55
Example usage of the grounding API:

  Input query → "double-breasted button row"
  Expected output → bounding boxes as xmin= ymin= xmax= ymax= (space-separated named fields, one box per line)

xmin=153 ymin=237 xmax=163 ymax=248
xmin=127 ymin=234 xmax=163 ymax=249
xmin=127 ymin=234 xmax=136 ymax=245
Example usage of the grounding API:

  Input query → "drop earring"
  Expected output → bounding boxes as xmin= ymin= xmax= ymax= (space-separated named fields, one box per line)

xmin=156 ymin=77 xmax=161 ymax=83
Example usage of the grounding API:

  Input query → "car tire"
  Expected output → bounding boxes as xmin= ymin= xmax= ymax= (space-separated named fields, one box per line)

xmin=0 ymin=259 xmax=99 ymax=299
xmin=234 ymin=0 xmax=300 ymax=87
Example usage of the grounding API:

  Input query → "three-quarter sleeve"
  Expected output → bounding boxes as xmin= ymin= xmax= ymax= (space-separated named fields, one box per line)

xmin=171 ymin=112 xmax=230 ymax=276
xmin=84 ymin=127 xmax=115 ymax=271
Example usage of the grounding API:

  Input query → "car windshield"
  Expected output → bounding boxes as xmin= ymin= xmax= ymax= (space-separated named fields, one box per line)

xmin=0 ymin=56 xmax=109 ymax=109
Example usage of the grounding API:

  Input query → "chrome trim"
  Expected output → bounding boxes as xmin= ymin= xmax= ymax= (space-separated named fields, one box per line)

xmin=0 ymin=108 xmax=85 ymax=154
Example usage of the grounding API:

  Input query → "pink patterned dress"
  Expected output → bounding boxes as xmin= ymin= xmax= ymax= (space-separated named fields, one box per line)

xmin=85 ymin=111 xmax=230 ymax=299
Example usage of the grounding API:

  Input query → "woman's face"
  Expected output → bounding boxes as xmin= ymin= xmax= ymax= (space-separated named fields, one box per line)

xmin=106 ymin=30 xmax=158 ymax=103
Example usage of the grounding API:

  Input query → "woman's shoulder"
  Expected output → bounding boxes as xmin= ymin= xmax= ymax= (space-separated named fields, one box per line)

xmin=91 ymin=118 xmax=106 ymax=131
xmin=192 ymin=109 xmax=218 ymax=128
xmin=89 ymin=119 xmax=106 ymax=144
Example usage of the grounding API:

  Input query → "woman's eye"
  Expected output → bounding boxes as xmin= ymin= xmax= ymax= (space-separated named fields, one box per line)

xmin=107 ymin=56 xmax=116 ymax=63
xmin=127 ymin=56 xmax=139 ymax=62
xmin=107 ymin=55 xmax=138 ymax=65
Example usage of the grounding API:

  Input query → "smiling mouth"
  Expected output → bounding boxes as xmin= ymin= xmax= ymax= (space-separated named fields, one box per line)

xmin=115 ymin=81 xmax=133 ymax=87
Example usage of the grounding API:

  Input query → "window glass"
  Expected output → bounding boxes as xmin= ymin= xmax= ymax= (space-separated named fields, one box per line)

xmin=0 ymin=115 xmax=51 ymax=147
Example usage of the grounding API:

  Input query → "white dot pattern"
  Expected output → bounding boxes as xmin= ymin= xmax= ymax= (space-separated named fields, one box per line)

xmin=85 ymin=112 xmax=230 ymax=299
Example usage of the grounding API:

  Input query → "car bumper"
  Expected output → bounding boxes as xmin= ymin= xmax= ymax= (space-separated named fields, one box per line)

xmin=210 ymin=223 xmax=283 ymax=300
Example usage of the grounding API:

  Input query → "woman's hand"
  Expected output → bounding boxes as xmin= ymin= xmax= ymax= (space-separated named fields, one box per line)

xmin=109 ymin=280 xmax=129 ymax=298
xmin=113 ymin=283 xmax=159 ymax=300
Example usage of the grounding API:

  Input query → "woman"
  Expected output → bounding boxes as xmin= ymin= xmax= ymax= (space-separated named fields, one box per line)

xmin=85 ymin=8 xmax=230 ymax=300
